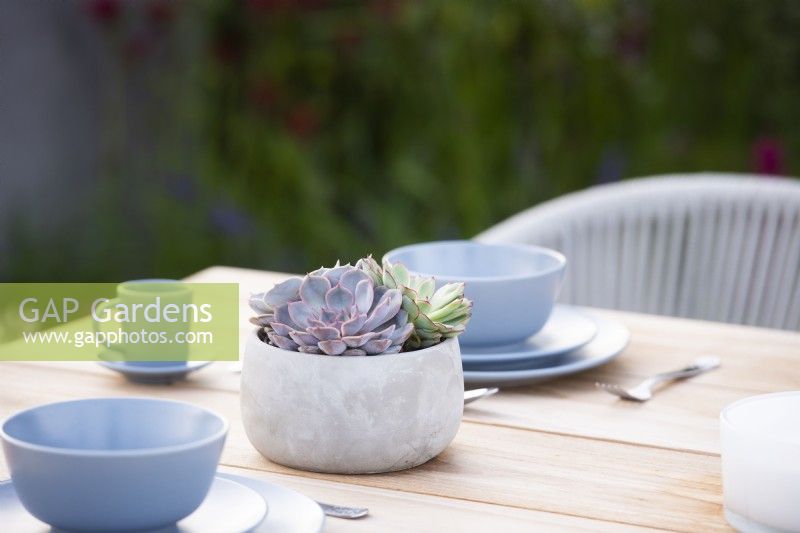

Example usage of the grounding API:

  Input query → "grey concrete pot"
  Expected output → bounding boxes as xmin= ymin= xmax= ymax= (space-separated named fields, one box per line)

xmin=241 ymin=331 xmax=463 ymax=474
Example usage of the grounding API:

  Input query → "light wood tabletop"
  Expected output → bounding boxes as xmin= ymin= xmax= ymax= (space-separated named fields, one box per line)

xmin=2 ymin=266 xmax=799 ymax=532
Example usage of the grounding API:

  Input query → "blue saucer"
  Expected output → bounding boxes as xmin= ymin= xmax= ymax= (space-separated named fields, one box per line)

xmin=0 ymin=476 xmax=268 ymax=533
xmin=463 ymin=313 xmax=629 ymax=387
xmin=98 ymin=357 xmax=212 ymax=384
xmin=460 ymin=306 xmax=597 ymax=368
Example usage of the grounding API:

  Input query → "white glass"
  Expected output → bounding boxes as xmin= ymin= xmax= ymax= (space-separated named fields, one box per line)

xmin=721 ymin=391 xmax=800 ymax=532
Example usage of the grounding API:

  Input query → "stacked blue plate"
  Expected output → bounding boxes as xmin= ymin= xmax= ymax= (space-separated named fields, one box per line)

xmin=461 ymin=305 xmax=630 ymax=387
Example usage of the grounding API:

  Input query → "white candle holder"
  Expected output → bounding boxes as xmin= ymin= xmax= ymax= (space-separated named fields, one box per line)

xmin=721 ymin=391 xmax=800 ymax=532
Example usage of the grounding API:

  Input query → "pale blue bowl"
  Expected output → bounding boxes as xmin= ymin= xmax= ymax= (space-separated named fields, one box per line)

xmin=384 ymin=240 xmax=566 ymax=346
xmin=1 ymin=397 xmax=228 ymax=532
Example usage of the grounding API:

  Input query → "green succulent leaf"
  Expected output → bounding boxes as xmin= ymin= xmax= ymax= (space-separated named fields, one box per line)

xmin=413 ymin=313 xmax=437 ymax=331
xmin=388 ymin=262 xmax=410 ymax=287
xmin=382 ymin=268 xmax=398 ymax=289
xmin=401 ymin=294 xmax=421 ymax=321
xmin=417 ymin=337 xmax=440 ymax=348
xmin=355 ymin=256 xmax=383 ymax=286
xmin=401 ymin=285 xmax=418 ymax=299
xmin=417 ymin=299 xmax=432 ymax=314
xmin=440 ymin=310 xmax=471 ymax=325
xmin=404 ymin=331 xmax=422 ymax=350
xmin=427 ymin=298 xmax=467 ymax=321
xmin=416 ymin=277 xmax=436 ymax=298
xmin=430 ymin=283 xmax=464 ymax=308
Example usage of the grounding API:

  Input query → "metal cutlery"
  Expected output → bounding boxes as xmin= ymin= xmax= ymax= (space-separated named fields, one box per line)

xmin=464 ymin=387 xmax=499 ymax=405
xmin=317 ymin=501 xmax=370 ymax=519
xmin=596 ymin=356 xmax=720 ymax=402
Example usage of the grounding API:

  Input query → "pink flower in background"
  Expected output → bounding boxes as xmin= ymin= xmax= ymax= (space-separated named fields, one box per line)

xmin=615 ymin=5 xmax=649 ymax=65
xmin=249 ymin=79 xmax=280 ymax=114
xmin=297 ymin=0 xmax=328 ymax=10
xmin=285 ymin=103 xmax=321 ymax=141
xmin=124 ymin=33 xmax=151 ymax=64
xmin=246 ymin=0 xmax=327 ymax=13
xmin=147 ymin=1 xmax=176 ymax=27
xmin=85 ymin=0 xmax=121 ymax=24
xmin=335 ymin=24 xmax=363 ymax=52
xmin=751 ymin=137 xmax=785 ymax=176
xmin=371 ymin=0 xmax=400 ymax=20
xmin=245 ymin=0 xmax=293 ymax=14
xmin=212 ymin=34 xmax=244 ymax=65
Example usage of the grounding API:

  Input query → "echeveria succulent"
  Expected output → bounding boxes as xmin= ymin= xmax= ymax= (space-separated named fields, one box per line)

xmin=249 ymin=262 xmax=413 ymax=356
xmin=356 ymin=256 xmax=472 ymax=349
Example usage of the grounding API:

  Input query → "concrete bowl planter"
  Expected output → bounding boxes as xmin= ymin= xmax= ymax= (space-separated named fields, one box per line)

xmin=241 ymin=331 xmax=463 ymax=474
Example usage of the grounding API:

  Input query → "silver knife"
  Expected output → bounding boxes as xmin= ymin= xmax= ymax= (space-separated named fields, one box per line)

xmin=317 ymin=501 xmax=369 ymax=519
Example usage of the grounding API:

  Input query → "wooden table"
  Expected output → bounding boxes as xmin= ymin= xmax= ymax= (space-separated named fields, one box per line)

xmin=2 ymin=266 xmax=799 ymax=532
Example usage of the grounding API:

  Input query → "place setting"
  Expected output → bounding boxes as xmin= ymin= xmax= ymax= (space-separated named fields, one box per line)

xmin=0 ymin=397 xmax=329 ymax=532
xmin=383 ymin=240 xmax=631 ymax=387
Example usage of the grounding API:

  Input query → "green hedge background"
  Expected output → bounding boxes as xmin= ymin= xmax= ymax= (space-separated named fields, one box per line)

xmin=7 ymin=0 xmax=800 ymax=280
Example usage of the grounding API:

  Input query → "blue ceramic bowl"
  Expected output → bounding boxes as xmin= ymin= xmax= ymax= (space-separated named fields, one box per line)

xmin=384 ymin=241 xmax=566 ymax=346
xmin=1 ymin=397 xmax=228 ymax=532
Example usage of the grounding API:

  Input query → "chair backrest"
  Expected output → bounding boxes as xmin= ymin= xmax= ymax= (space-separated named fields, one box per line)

xmin=476 ymin=173 xmax=800 ymax=331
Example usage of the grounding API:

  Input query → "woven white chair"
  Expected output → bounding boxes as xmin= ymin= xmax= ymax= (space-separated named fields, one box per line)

xmin=476 ymin=173 xmax=800 ymax=331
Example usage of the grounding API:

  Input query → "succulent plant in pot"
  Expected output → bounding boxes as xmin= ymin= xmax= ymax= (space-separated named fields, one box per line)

xmin=241 ymin=257 xmax=471 ymax=474
xmin=249 ymin=263 xmax=413 ymax=356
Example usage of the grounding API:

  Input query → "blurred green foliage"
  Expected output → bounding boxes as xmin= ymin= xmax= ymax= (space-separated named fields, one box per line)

xmin=6 ymin=0 xmax=800 ymax=280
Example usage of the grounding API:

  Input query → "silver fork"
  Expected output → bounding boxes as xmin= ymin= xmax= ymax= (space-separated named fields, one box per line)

xmin=596 ymin=356 xmax=721 ymax=402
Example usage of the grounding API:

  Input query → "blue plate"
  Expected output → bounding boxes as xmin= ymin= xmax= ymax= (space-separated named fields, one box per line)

xmin=0 ymin=476 xmax=267 ymax=533
xmin=460 ymin=306 xmax=597 ymax=367
xmin=218 ymin=473 xmax=325 ymax=533
xmin=463 ymin=313 xmax=629 ymax=387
